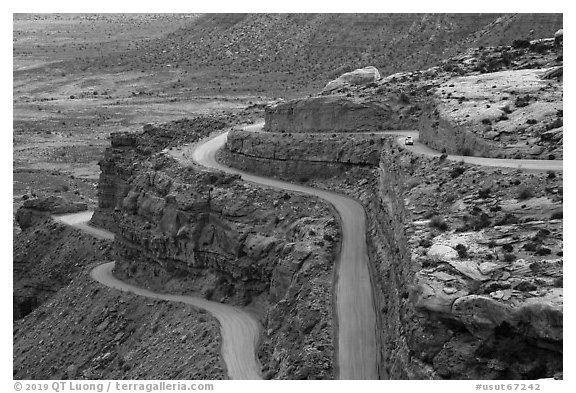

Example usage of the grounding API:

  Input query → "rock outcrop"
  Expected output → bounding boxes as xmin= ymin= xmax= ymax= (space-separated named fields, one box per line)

xmin=222 ymin=129 xmax=386 ymax=179
xmin=263 ymin=96 xmax=408 ymax=133
xmin=419 ymin=67 xmax=563 ymax=159
xmin=322 ymin=66 xmax=380 ymax=93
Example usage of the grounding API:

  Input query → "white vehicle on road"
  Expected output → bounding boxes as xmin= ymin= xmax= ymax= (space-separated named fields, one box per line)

xmin=404 ymin=136 xmax=414 ymax=145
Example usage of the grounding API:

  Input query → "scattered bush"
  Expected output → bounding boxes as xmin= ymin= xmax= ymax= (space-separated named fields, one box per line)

xmin=399 ymin=92 xmax=411 ymax=104
xmin=495 ymin=213 xmax=519 ymax=226
xmin=547 ymin=170 xmax=557 ymax=179
xmin=512 ymin=39 xmax=531 ymax=49
xmin=516 ymin=186 xmax=534 ymax=200
xmin=419 ymin=238 xmax=433 ymax=248
xmin=470 ymin=212 xmax=491 ymax=230
xmin=535 ymin=247 xmax=551 ymax=256
xmin=455 ymin=244 xmax=468 ymax=258
xmin=450 ymin=166 xmax=466 ymax=179
xmin=429 ymin=216 xmax=449 ymax=231
xmin=323 ymin=234 xmax=334 ymax=242
xmin=551 ymin=210 xmax=563 ymax=220
xmin=478 ymin=187 xmax=491 ymax=199
xmin=503 ymin=253 xmax=516 ymax=262
xmin=502 ymin=243 xmax=514 ymax=253
xmin=553 ymin=277 xmax=563 ymax=287
xmin=526 ymin=118 xmax=538 ymax=125
xmin=481 ymin=118 xmax=492 ymax=125
xmin=514 ymin=95 xmax=532 ymax=108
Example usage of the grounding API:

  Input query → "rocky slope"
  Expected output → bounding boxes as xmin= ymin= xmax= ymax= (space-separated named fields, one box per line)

xmin=13 ymin=199 xmax=113 ymax=320
xmin=14 ymin=267 xmax=225 ymax=380
xmin=92 ymin=115 xmax=339 ymax=379
xmin=69 ymin=14 xmax=562 ymax=97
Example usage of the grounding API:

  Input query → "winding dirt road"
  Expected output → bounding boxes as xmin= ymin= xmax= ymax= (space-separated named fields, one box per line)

xmin=190 ymin=130 xmax=379 ymax=380
xmin=53 ymin=121 xmax=561 ymax=381
xmin=388 ymin=131 xmax=563 ymax=172
xmin=53 ymin=212 xmax=262 ymax=380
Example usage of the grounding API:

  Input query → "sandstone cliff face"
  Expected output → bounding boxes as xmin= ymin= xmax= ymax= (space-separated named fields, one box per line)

xmin=222 ymin=129 xmax=386 ymax=179
xmin=264 ymin=96 xmax=406 ymax=133
xmin=93 ymin=117 xmax=338 ymax=379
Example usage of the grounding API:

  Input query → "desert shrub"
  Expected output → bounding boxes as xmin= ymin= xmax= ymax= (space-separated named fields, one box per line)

xmin=546 ymin=118 xmax=563 ymax=130
xmin=481 ymin=118 xmax=492 ymax=125
xmin=553 ymin=277 xmax=563 ymax=287
xmin=503 ymin=253 xmax=516 ymax=262
xmin=551 ymin=210 xmax=563 ymax=220
xmin=495 ymin=213 xmax=519 ymax=226
xmin=419 ymin=238 xmax=433 ymax=248
xmin=299 ymin=176 xmax=309 ymax=183
xmin=548 ymin=154 xmax=556 ymax=160
xmin=399 ymin=92 xmax=411 ymax=104
xmin=523 ymin=242 xmax=538 ymax=252
xmin=450 ymin=166 xmax=466 ymax=179
xmin=502 ymin=243 xmax=514 ymax=253
xmin=444 ymin=193 xmax=457 ymax=204
xmin=470 ymin=212 xmax=491 ymax=230
xmin=455 ymin=244 xmax=468 ymax=258
xmin=439 ymin=153 xmax=448 ymax=161
xmin=514 ymin=95 xmax=532 ymax=108
xmin=516 ymin=186 xmax=534 ymax=200
xmin=547 ymin=170 xmax=557 ymax=179
xmin=512 ymin=39 xmax=531 ymax=49
xmin=530 ymin=41 xmax=549 ymax=54
xmin=429 ymin=216 xmax=449 ymax=231
xmin=458 ymin=147 xmax=473 ymax=156
xmin=489 ymin=205 xmax=502 ymax=212
xmin=526 ymin=118 xmax=538 ymax=125
xmin=533 ymin=229 xmax=550 ymax=240
xmin=535 ymin=247 xmax=551 ymax=256
xmin=478 ymin=187 xmax=491 ymax=199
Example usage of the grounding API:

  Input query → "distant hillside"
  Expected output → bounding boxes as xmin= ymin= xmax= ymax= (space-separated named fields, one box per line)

xmin=77 ymin=13 xmax=563 ymax=97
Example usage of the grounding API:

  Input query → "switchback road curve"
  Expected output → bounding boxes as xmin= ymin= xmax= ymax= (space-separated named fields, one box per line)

xmin=53 ymin=212 xmax=262 ymax=380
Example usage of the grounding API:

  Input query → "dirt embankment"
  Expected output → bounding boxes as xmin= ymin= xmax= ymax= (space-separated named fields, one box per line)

xmin=91 ymin=116 xmax=339 ymax=379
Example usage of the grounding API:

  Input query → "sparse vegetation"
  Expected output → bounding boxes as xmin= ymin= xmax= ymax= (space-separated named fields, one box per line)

xmin=450 ymin=165 xmax=466 ymax=179
xmin=429 ymin=216 xmax=449 ymax=231
xmin=517 ymin=186 xmax=534 ymax=200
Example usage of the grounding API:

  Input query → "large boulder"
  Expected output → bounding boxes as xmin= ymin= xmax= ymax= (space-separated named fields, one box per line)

xmin=322 ymin=66 xmax=380 ymax=93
